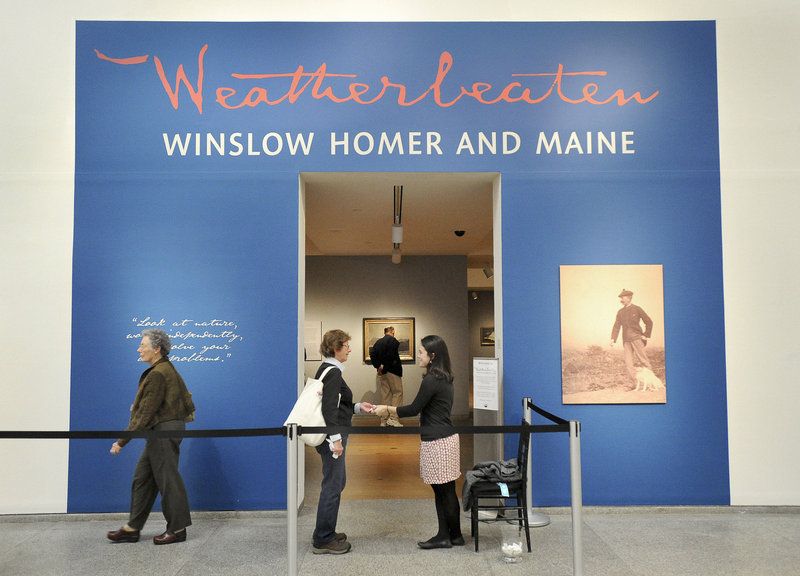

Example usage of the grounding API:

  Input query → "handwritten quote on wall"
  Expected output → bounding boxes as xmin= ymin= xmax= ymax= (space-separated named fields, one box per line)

xmin=128 ymin=316 xmax=243 ymax=363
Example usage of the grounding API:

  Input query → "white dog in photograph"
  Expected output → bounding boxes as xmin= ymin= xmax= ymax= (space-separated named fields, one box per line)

xmin=634 ymin=366 xmax=664 ymax=392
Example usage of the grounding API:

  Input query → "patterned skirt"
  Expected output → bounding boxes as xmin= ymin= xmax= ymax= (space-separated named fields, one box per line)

xmin=419 ymin=433 xmax=461 ymax=485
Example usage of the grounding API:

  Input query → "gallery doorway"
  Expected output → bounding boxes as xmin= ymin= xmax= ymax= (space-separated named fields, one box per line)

xmin=298 ymin=172 xmax=502 ymax=501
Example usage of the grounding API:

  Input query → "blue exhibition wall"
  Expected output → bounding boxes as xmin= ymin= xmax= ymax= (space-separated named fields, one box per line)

xmin=502 ymin=171 xmax=728 ymax=505
xmin=71 ymin=21 xmax=726 ymax=511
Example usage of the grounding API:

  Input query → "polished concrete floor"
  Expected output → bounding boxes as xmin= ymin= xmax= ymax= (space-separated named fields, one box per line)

xmin=3 ymin=423 xmax=799 ymax=575
xmin=2 ymin=505 xmax=799 ymax=575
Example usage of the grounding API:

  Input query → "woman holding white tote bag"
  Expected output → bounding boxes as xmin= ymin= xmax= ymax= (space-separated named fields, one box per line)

xmin=311 ymin=329 xmax=375 ymax=555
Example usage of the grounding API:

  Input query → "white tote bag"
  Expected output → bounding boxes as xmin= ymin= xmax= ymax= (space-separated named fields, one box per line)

xmin=284 ymin=366 xmax=335 ymax=446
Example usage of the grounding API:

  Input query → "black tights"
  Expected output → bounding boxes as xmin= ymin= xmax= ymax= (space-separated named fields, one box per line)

xmin=430 ymin=480 xmax=462 ymax=540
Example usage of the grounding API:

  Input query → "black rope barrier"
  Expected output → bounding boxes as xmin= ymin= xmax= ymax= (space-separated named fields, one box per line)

xmin=299 ymin=422 xmax=568 ymax=437
xmin=0 ymin=400 xmax=570 ymax=440
xmin=0 ymin=428 xmax=286 ymax=440
xmin=527 ymin=398 xmax=569 ymax=427
xmin=0 ymin=422 xmax=569 ymax=441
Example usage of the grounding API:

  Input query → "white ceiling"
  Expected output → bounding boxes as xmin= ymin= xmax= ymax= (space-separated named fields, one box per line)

xmin=303 ymin=172 xmax=496 ymax=268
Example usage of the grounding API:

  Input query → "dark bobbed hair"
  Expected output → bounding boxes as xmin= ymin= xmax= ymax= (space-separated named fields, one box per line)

xmin=320 ymin=329 xmax=351 ymax=359
xmin=420 ymin=334 xmax=453 ymax=382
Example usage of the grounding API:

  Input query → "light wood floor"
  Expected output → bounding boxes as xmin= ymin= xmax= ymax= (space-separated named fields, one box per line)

xmin=304 ymin=415 xmax=473 ymax=502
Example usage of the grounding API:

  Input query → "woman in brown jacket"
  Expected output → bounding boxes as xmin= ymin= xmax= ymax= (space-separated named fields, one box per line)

xmin=107 ymin=328 xmax=194 ymax=545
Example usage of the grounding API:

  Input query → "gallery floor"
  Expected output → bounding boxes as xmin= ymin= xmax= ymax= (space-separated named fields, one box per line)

xmin=302 ymin=414 xmax=471 ymax=503
xmin=2 ymin=416 xmax=799 ymax=575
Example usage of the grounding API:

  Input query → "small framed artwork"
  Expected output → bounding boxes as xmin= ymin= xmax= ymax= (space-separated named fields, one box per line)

xmin=363 ymin=317 xmax=415 ymax=363
xmin=480 ymin=326 xmax=495 ymax=346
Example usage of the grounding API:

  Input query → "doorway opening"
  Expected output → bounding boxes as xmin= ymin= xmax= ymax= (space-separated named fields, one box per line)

xmin=298 ymin=172 xmax=503 ymax=502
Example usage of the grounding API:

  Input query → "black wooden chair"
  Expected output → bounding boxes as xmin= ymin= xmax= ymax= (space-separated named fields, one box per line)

xmin=468 ymin=421 xmax=532 ymax=552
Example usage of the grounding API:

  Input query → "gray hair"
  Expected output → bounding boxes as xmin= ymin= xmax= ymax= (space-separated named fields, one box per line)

xmin=142 ymin=328 xmax=172 ymax=357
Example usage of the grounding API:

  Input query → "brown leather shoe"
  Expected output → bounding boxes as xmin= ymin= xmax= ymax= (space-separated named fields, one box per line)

xmin=153 ymin=529 xmax=186 ymax=545
xmin=107 ymin=527 xmax=140 ymax=543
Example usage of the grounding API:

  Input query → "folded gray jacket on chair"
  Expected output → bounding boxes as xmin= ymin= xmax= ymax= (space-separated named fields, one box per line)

xmin=461 ymin=458 xmax=522 ymax=511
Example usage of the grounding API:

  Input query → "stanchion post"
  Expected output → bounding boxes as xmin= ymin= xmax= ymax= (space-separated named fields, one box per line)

xmin=522 ymin=397 xmax=551 ymax=527
xmin=569 ymin=420 xmax=584 ymax=576
xmin=287 ymin=424 xmax=298 ymax=576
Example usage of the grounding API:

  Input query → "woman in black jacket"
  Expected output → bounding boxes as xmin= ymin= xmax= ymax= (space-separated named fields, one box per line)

xmin=312 ymin=329 xmax=375 ymax=555
xmin=375 ymin=334 xmax=464 ymax=549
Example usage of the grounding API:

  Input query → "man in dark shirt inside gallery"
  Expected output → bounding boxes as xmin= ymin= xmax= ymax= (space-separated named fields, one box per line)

xmin=371 ymin=326 xmax=404 ymax=427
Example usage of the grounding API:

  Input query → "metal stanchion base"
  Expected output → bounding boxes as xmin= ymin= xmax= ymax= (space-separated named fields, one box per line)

xmin=472 ymin=509 xmax=550 ymax=526
xmin=528 ymin=509 xmax=551 ymax=527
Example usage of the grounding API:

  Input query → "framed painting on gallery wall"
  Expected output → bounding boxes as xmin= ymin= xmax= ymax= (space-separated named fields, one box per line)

xmin=480 ymin=326 xmax=495 ymax=346
xmin=363 ymin=317 xmax=415 ymax=364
